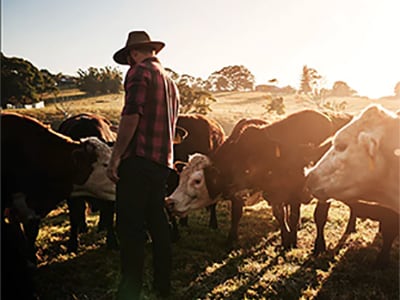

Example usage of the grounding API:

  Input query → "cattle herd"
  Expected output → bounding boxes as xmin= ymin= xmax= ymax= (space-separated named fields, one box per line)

xmin=1 ymin=104 xmax=399 ymax=299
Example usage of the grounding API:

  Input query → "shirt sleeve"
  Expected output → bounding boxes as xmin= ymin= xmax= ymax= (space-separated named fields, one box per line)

xmin=121 ymin=64 xmax=150 ymax=116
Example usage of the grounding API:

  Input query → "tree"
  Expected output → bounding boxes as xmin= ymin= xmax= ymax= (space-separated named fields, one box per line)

xmin=1 ymin=53 xmax=56 ymax=107
xmin=177 ymin=83 xmax=216 ymax=115
xmin=299 ymin=65 xmax=322 ymax=96
xmin=77 ymin=66 xmax=122 ymax=95
xmin=394 ymin=82 xmax=400 ymax=97
xmin=207 ymin=65 xmax=255 ymax=92
xmin=330 ymin=81 xmax=357 ymax=97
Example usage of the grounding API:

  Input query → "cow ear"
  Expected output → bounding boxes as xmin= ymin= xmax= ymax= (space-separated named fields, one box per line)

xmin=173 ymin=126 xmax=189 ymax=145
xmin=358 ymin=131 xmax=379 ymax=157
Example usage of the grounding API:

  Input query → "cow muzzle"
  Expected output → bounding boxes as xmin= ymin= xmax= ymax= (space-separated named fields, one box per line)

xmin=165 ymin=197 xmax=188 ymax=218
xmin=305 ymin=172 xmax=329 ymax=201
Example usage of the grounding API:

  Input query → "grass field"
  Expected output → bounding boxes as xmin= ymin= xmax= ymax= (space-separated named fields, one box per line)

xmin=4 ymin=92 xmax=400 ymax=299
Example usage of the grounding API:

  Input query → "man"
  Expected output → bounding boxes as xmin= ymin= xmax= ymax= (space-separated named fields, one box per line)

xmin=107 ymin=30 xmax=180 ymax=299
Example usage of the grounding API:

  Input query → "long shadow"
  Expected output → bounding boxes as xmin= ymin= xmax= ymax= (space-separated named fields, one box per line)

xmin=315 ymin=234 xmax=399 ymax=300
xmin=182 ymin=232 xmax=282 ymax=299
xmin=227 ymin=232 xmax=399 ymax=300
xmin=181 ymin=226 xmax=399 ymax=300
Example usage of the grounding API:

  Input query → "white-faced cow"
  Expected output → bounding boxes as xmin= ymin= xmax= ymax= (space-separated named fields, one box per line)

xmin=166 ymin=114 xmax=226 ymax=239
xmin=306 ymin=104 xmax=399 ymax=265
xmin=1 ymin=112 xmax=115 ymax=263
xmin=167 ymin=110 xmax=349 ymax=248
xmin=57 ymin=113 xmax=118 ymax=252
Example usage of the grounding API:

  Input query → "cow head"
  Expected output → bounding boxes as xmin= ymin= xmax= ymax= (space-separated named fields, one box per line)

xmin=166 ymin=153 xmax=216 ymax=217
xmin=306 ymin=105 xmax=400 ymax=211
xmin=72 ymin=137 xmax=116 ymax=201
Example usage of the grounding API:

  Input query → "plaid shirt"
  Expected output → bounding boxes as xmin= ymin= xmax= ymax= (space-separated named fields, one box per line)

xmin=121 ymin=57 xmax=180 ymax=168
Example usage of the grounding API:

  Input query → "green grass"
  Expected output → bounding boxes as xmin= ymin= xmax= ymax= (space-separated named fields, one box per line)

xmin=33 ymin=200 xmax=399 ymax=300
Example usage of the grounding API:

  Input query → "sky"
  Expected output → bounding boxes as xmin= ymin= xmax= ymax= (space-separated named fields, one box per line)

xmin=2 ymin=0 xmax=400 ymax=98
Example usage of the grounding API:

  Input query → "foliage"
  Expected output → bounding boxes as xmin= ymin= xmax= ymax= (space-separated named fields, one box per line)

xmin=299 ymin=65 xmax=322 ymax=96
xmin=1 ymin=52 xmax=57 ymax=107
xmin=165 ymin=68 xmax=216 ymax=115
xmin=207 ymin=65 xmax=255 ymax=92
xmin=77 ymin=66 xmax=122 ymax=95
xmin=330 ymin=81 xmax=357 ymax=97
xmin=177 ymin=83 xmax=216 ymax=115
xmin=263 ymin=94 xmax=286 ymax=115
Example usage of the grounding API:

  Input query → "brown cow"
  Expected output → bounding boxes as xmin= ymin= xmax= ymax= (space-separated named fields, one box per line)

xmin=1 ymin=112 xmax=115 ymax=262
xmin=58 ymin=113 xmax=118 ymax=252
xmin=167 ymin=110 xmax=350 ymax=248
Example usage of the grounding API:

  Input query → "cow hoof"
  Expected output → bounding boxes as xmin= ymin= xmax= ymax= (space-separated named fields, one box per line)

xmin=66 ymin=240 xmax=78 ymax=253
xmin=209 ymin=221 xmax=218 ymax=230
xmin=225 ymin=237 xmax=239 ymax=249
xmin=106 ymin=233 xmax=119 ymax=250
xmin=313 ymin=245 xmax=326 ymax=256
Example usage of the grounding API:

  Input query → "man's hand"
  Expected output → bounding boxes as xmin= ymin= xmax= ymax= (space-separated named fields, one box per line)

xmin=106 ymin=156 xmax=121 ymax=183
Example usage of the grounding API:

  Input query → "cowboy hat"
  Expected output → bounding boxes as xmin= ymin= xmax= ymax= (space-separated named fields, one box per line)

xmin=113 ymin=31 xmax=165 ymax=65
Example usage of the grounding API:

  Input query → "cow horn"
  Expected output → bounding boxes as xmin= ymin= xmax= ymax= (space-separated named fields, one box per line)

xmin=173 ymin=126 xmax=189 ymax=145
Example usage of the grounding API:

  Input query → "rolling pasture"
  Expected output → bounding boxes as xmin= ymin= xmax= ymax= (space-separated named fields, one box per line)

xmin=6 ymin=92 xmax=400 ymax=299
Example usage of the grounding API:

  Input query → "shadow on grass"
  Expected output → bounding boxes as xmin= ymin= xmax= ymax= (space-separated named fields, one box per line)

xmin=35 ymin=246 xmax=120 ymax=300
xmin=180 ymin=222 xmax=399 ymax=300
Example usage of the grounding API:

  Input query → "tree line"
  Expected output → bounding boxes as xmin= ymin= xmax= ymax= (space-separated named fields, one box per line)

xmin=2 ymin=52 xmax=399 ymax=109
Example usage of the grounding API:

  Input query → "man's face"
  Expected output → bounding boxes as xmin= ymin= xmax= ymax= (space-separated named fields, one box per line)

xmin=127 ymin=49 xmax=137 ymax=66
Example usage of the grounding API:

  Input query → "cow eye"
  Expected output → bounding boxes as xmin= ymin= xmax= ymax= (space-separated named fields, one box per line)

xmin=335 ymin=143 xmax=347 ymax=152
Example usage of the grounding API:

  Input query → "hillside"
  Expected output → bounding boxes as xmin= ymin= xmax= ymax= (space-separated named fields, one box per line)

xmin=3 ymin=91 xmax=399 ymax=300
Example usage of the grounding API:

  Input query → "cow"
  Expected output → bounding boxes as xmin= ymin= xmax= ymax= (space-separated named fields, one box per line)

xmin=57 ymin=113 xmax=118 ymax=252
xmin=166 ymin=114 xmax=226 ymax=237
xmin=306 ymin=104 xmax=399 ymax=265
xmin=167 ymin=110 xmax=351 ymax=248
xmin=1 ymin=112 xmax=115 ymax=263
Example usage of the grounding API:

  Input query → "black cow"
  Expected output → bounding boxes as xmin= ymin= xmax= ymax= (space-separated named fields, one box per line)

xmin=1 ymin=112 xmax=114 ymax=261
xmin=58 ymin=113 xmax=118 ymax=252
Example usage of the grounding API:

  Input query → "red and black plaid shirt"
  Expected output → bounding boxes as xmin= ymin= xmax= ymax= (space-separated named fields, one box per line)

xmin=121 ymin=57 xmax=180 ymax=168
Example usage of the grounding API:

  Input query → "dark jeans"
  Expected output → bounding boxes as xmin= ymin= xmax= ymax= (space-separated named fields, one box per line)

xmin=116 ymin=156 xmax=171 ymax=300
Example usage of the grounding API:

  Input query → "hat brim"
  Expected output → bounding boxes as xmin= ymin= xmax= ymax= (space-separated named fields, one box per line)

xmin=113 ymin=41 xmax=165 ymax=65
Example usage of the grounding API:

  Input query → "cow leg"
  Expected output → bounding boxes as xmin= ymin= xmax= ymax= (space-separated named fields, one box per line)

xmin=169 ymin=215 xmax=181 ymax=243
xmin=22 ymin=217 xmax=41 ymax=265
xmin=288 ymin=203 xmax=300 ymax=248
xmin=208 ymin=203 xmax=218 ymax=229
xmin=344 ymin=205 xmax=357 ymax=234
xmin=100 ymin=200 xmax=119 ymax=250
xmin=375 ymin=214 xmax=399 ymax=267
xmin=67 ymin=197 xmax=86 ymax=252
xmin=272 ymin=203 xmax=291 ymax=249
xmin=227 ymin=198 xmax=244 ymax=247
xmin=313 ymin=201 xmax=331 ymax=255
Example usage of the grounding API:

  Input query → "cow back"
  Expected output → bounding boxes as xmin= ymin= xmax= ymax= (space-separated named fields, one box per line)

xmin=58 ymin=113 xmax=116 ymax=145
xmin=174 ymin=114 xmax=225 ymax=162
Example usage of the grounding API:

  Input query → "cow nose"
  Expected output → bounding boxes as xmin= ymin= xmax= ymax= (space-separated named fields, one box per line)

xmin=306 ymin=173 xmax=329 ymax=200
